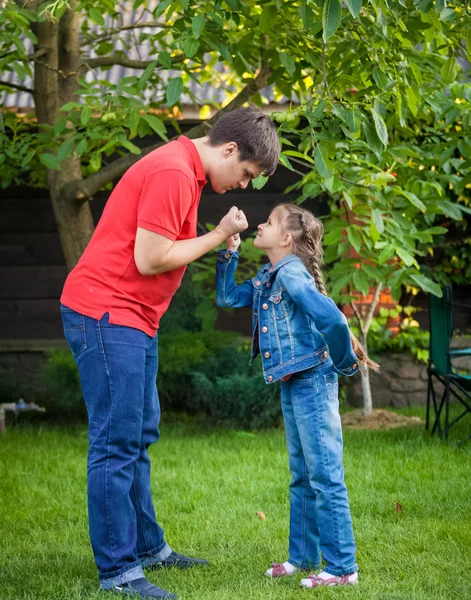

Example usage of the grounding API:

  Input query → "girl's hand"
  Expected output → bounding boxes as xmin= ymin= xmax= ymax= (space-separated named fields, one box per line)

xmin=226 ymin=233 xmax=241 ymax=252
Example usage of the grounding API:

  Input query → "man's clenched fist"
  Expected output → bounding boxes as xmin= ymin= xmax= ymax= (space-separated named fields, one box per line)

xmin=216 ymin=206 xmax=248 ymax=238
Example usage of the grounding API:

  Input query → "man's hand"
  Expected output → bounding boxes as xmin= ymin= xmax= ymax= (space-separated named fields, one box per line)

xmin=226 ymin=233 xmax=241 ymax=252
xmin=216 ymin=206 xmax=248 ymax=238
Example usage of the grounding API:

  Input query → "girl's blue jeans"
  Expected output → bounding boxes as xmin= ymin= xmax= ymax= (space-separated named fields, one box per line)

xmin=61 ymin=306 xmax=171 ymax=588
xmin=281 ymin=358 xmax=358 ymax=576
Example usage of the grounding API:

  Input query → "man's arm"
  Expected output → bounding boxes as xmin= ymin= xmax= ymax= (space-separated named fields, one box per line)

xmin=134 ymin=206 xmax=248 ymax=275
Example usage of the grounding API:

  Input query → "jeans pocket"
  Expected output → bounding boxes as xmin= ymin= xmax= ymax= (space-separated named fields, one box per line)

xmin=61 ymin=308 xmax=88 ymax=358
xmin=324 ymin=372 xmax=339 ymax=403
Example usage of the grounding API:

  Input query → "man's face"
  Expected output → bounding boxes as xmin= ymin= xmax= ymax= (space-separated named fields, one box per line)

xmin=208 ymin=142 xmax=263 ymax=194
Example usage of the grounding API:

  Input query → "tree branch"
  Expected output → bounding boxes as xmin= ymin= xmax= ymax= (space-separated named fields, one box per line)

xmin=86 ymin=21 xmax=173 ymax=45
xmin=350 ymin=299 xmax=365 ymax=336
xmin=84 ymin=53 xmax=185 ymax=70
xmin=364 ymin=282 xmax=382 ymax=333
xmin=63 ymin=64 xmax=272 ymax=204
xmin=0 ymin=80 xmax=34 ymax=94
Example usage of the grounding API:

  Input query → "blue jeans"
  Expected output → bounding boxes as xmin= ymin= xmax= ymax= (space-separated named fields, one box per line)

xmin=280 ymin=358 xmax=358 ymax=576
xmin=61 ymin=306 xmax=171 ymax=587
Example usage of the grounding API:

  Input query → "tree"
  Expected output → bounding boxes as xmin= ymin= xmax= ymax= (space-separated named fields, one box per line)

xmin=1 ymin=1 xmax=470 ymax=414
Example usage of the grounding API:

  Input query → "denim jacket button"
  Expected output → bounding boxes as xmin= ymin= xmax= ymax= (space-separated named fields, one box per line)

xmin=262 ymin=326 xmax=268 ymax=333
xmin=352 ymin=363 xmax=358 ymax=369
xmin=266 ymin=282 xmax=271 ymax=288
xmin=267 ymin=375 xmax=273 ymax=382
xmin=255 ymin=280 xmax=261 ymax=286
xmin=262 ymin=303 xmax=268 ymax=310
xmin=264 ymin=351 xmax=270 ymax=358
xmin=323 ymin=350 xmax=328 ymax=358
xmin=224 ymin=253 xmax=230 ymax=258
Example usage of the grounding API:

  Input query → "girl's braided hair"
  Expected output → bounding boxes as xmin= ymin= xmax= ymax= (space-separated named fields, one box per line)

xmin=278 ymin=203 xmax=379 ymax=373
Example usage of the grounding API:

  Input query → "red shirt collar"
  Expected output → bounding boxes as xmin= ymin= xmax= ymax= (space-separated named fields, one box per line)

xmin=177 ymin=136 xmax=207 ymax=185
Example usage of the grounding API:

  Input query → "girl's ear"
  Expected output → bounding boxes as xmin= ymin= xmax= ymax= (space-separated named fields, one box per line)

xmin=281 ymin=232 xmax=292 ymax=248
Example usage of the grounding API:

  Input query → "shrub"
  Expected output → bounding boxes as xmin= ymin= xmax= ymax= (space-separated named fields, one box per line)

xmin=42 ymin=348 xmax=85 ymax=418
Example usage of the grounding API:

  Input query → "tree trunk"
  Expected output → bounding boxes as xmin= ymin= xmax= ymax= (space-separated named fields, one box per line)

xmin=359 ymin=331 xmax=373 ymax=417
xmin=34 ymin=6 xmax=94 ymax=270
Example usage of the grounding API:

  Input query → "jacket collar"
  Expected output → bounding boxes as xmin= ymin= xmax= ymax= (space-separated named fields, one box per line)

xmin=262 ymin=254 xmax=302 ymax=277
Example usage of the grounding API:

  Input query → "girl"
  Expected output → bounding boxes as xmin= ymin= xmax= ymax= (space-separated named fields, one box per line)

xmin=215 ymin=203 xmax=378 ymax=589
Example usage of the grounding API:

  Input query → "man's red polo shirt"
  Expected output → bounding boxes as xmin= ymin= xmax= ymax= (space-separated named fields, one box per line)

xmin=60 ymin=136 xmax=207 ymax=336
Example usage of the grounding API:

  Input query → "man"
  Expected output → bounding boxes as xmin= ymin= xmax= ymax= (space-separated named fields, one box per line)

xmin=60 ymin=107 xmax=280 ymax=599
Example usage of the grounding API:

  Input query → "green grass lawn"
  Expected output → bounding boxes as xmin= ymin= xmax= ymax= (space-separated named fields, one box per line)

xmin=1 ymin=408 xmax=471 ymax=600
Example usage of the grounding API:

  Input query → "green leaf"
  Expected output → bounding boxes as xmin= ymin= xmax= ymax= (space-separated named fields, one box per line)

xmin=396 ymin=248 xmax=415 ymax=267
xmin=260 ymin=5 xmax=278 ymax=34
xmin=314 ymin=146 xmax=333 ymax=179
xmin=158 ymin=52 xmax=172 ymax=68
xmin=378 ymin=246 xmax=395 ymax=265
xmin=312 ymin=99 xmax=326 ymax=120
xmin=323 ymin=0 xmax=342 ymax=42
xmin=345 ymin=0 xmax=362 ymax=18
xmin=57 ymin=139 xmax=74 ymax=161
xmin=346 ymin=227 xmax=362 ymax=252
xmin=39 ymin=153 xmax=61 ymax=171
xmin=59 ymin=102 xmax=82 ymax=112
xmin=283 ymin=150 xmax=314 ymax=164
xmin=330 ymin=273 xmax=352 ymax=297
xmin=138 ymin=60 xmax=158 ymax=90
xmin=371 ymin=108 xmax=388 ymax=147
xmin=166 ymin=77 xmax=184 ymax=106
xmin=458 ymin=140 xmax=471 ymax=159
xmin=120 ymin=139 xmax=141 ymax=155
xmin=435 ymin=200 xmax=462 ymax=220
xmin=372 ymin=208 xmax=384 ymax=233
xmin=80 ymin=107 xmax=91 ymax=126
xmin=142 ymin=115 xmax=168 ymax=140
xmin=192 ymin=14 xmax=205 ymax=39
xmin=279 ymin=153 xmax=294 ymax=171
xmin=155 ymin=0 xmax=173 ymax=17
xmin=405 ymin=88 xmax=418 ymax=116
xmin=299 ymin=4 xmax=313 ymax=29
xmin=372 ymin=67 xmax=388 ymax=90
xmin=441 ymin=55 xmax=458 ymax=84
xmin=353 ymin=269 xmax=370 ymax=296
xmin=362 ymin=121 xmax=383 ymax=157
xmin=182 ymin=38 xmax=200 ymax=58
xmin=89 ymin=8 xmax=104 ymax=26
xmin=252 ymin=174 xmax=269 ymax=190
xmin=75 ymin=139 xmax=87 ymax=157
xmin=400 ymin=190 xmax=426 ymax=211
xmin=12 ymin=62 xmax=26 ymax=81
xmin=279 ymin=52 xmax=296 ymax=76
xmin=409 ymin=274 xmax=442 ymax=297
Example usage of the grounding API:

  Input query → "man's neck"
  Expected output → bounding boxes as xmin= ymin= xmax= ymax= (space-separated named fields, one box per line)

xmin=191 ymin=136 xmax=212 ymax=177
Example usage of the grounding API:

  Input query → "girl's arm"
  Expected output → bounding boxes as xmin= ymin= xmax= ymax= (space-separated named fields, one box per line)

xmin=216 ymin=237 xmax=253 ymax=308
xmin=279 ymin=268 xmax=359 ymax=376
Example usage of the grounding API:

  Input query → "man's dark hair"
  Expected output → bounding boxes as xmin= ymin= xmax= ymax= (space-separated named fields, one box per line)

xmin=207 ymin=106 xmax=280 ymax=176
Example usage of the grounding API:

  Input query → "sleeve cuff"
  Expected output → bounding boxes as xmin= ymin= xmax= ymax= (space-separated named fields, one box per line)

xmin=137 ymin=220 xmax=178 ymax=241
xmin=216 ymin=250 xmax=239 ymax=262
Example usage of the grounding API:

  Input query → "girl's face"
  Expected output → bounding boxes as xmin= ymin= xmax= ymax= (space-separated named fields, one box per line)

xmin=253 ymin=206 xmax=289 ymax=250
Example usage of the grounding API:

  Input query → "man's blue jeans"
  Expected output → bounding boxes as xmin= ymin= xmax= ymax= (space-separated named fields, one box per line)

xmin=280 ymin=358 xmax=358 ymax=576
xmin=61 ymin=306 xmax=171 ymax=587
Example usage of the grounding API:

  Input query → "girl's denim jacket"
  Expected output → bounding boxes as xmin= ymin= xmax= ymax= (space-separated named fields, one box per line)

xmin=216 ymin=250 xmax=360 ymax=384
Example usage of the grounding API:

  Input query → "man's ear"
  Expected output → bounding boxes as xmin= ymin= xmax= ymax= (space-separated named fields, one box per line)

xmin=223 ymin=141 xmax=239 ymax=158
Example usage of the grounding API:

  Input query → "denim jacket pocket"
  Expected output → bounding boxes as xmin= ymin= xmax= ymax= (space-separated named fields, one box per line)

xmin=324 ymin=371 xmax=339 ymax=403
xmin=61 ymin=309 xmax=88 ymax=358
xmin=268 ymin=290 xmax=288 ymax=320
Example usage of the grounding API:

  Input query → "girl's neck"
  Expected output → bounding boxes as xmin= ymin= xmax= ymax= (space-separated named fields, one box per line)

xmin=266 ymin=247 xmax=293 ymax=269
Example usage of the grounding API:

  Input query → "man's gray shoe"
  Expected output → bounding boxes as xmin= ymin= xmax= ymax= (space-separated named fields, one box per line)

xmin=145 ymin=551 xmax=208 ymax=570
xmin=102 ymin=577 xmax=178 ymax=599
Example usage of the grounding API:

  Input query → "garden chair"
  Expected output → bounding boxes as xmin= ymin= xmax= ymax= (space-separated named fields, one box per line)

xmin=426 ymin=285 xmax=471 ymax=447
